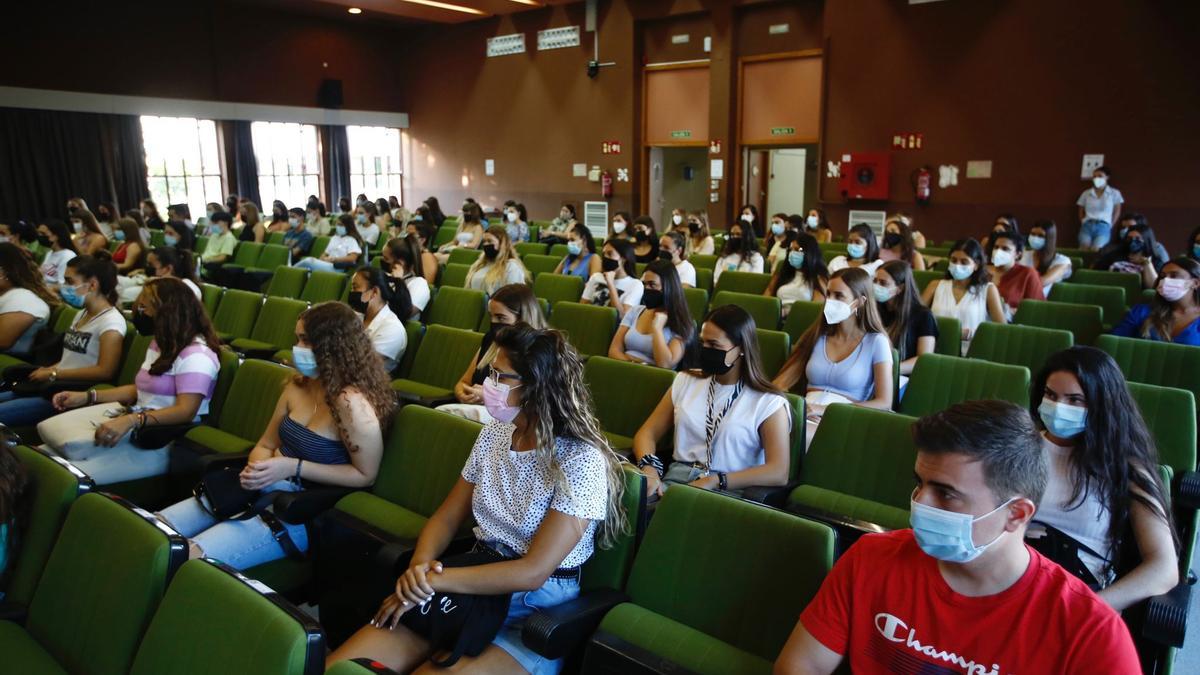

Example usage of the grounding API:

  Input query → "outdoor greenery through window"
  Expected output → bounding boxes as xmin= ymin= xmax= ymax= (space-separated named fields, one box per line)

xmin=140 ymin=116 xmax=223 ymax=220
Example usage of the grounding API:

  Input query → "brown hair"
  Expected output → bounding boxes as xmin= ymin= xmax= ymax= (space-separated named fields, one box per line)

xmin=690 ymin=304 xmax=783 ymax=396
xmin=0 ymin=242 xmax=60 ymax=307
xmin=138 ymin=278 xmax=221 ymax=375
xmin=1142 ymin=257 xmax=1200 ymax=342
xmin=467 ymin=225 xmax=529 ymax=289
xmin=75 ymin=209 xmax=104 ymax=237
xmin=490 ymin=283 xmax=547 ymax=329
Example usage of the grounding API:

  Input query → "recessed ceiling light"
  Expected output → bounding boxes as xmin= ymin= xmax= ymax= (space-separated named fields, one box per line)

xmin=508 ymin=0 xmax=541 ymax=5
xmin=347 ymin=7 xmax=362 ymax=14
xmin=399 ymin=0 xmax=487 ymax=15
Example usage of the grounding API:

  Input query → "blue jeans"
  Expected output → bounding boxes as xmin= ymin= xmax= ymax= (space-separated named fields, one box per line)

xmin=1078 ymin=219 xmax=1111 ymax=249
xmin=483 ymin=540 xmax=580 ymax=675
xmin=0 ymin=391 xmax=57 ymax=427
xmin=293 ymin=257 xmax=337 ymax=272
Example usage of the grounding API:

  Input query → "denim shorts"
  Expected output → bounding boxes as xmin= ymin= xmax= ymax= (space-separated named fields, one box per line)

xmin=482 ymin=541 xmax=581 ymax=675
xmin=1078 ymin=219 xmax=1111 ymax=249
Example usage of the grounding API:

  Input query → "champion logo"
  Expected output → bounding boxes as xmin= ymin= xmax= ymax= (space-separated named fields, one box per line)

xmin=874 ymin=612 xmax=1004 ymax=675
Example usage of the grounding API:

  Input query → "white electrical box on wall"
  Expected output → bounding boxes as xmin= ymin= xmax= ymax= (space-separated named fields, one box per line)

xmin=487 ymin=33 xmax=526 ymax=58
xmin=584 ymin=201 xmax=609 ymax=240
xmin=538 ymin=26 xmax=580 ymax=51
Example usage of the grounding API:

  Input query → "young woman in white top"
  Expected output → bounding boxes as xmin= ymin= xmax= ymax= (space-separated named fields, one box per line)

xmin=658 ymin=231 xmax=696 ymax=288
xmin=382 ymin=237 xmax=431 ymax=318
xmin=294 ymin=214 xmax=364 ymax=272
xmin=609 ymin=260 xmax=693 ymax=370
xmin=330 ymin=325 xmax=627 ymax=675
xmin=466 ymin=226 xmax=530 ymax=297
xmin=713 ymin=221 xmax=764 ymax=283
xmin=0 ymin=256 xmax=124 ymax=427
xmin=435 ymin=203 xmax=485 ymax=265
xmin=921 ymin=238 xmax=1007 ymax=354
xmin=355 ymin=202 xmax=382 ymax=246
xmin=120 ymin=246 xmax=202 ymax=305
xmin=878 ymin=218 xmax=926 ymax=270
xmin=607 ymin=211 xmax=633 ymax=244
xmin=73 ymin=210 xmax=108 ymax=257
xmin=0 ymin=242 xmax=55 ymax=360
xmin=632 ymin=304 xmax=790 ymax=498
xmin=685 ymin=211 xmax=715 ymax=256
xmin=827 ymin=223 xmax=884 ymax=276
xmin=765 ymin=231 xmax=828 ymax=318
xmin=36 ymin=220 xmax=78 ymax=287
xmin=581 ymin=239 xmax=644 ymax=318
xmin=1028 ymin=347 xmax=1177 ymax=610
xmin=765 ymin=212 xmax=792 ymax=270
xmin=1023 ymin=219 xmax=1073 ymax=297
xmin=350 ymin=267 xmax=411 ymax=374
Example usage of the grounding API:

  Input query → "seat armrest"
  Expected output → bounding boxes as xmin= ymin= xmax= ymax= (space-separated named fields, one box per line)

xmin=1178 ymin=470 xmax=1200 ymax=511
xmin=521 ymin=588 xmax=628 ymax=659
xmin=235 ymin=347 xmax=279 ymax=361
xmin=273 ymin=487 xmax=357 ymax=524
xmin=420 ymin=395 xmax=457 ymax=408
xmin=0 ymin=600 xmax=27 ymax=624
xmin=738 ymin=481 xmax=796 ymax=508
xmin=1141 ymin=581 xmax=1192 ymax=648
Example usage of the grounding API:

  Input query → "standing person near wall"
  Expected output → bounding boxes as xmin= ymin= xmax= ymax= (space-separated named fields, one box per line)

xmin=1076 ymin=166 xmax=1124 ymax=252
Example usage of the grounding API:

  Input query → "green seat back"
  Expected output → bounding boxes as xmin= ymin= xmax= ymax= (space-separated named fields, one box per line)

xmin=194 ymin=236 xmax=209 ymax=255
xmin=395 ymin=321 xmax=425 ymax=379
xmin=690 ymin=254 xmax=718 ymax=271
xmin=405 ymin=325 xmax=483 ymax=391
xmin=583 ymin=356 xmax=677 ymax=440
xmin=533 ymin=273 xmax=585 ymax=309
xmin=265 ymin=266 xmax=307 ymax=298
xmin=425 ymin=286 xmax=487 ymax=331
xmin=447 ymin=247 xmax=481 ymax=266
xmin=683 ymin=287 xmax=708 ymax=324
xmin=581 ymin=466 xmax=646 ymax=592
xmin=216 ymin=359 xmax=293 ymax=444
xmin=912 ymin=269 xmax=944 ymax=295
xmin=200 ymin=283 xmax=223 ymax=317
xmin=550 ymin=301 xmax=619 ymax=358
xmin=4 ymin=446 xmax=92 ymax=609
xmin=900 ymin=353 xmax=1030 ymax=417
xmin=1126 ymin=382 xmax=1196 ymax=475
xmin=204 ymin=348 xmax=241 ymax=424
xmin=523 ymin=254 xmax=561 ymax=279
xmin=713 ymin=271 xmax=771 ymax=296
xmin=549 ymin=243 xmax=571 ymax=258
xmin=755 ymin=328 xmax=790 ymax=380
xmin=149 ymin=231 xmax=166 ymax=248
xmin=782 ymin=301 xmax=823 ymax=344
xmin=371 ymin=406 xmax=483 ymax=519
xmin=212 ymin=289 xmax=263 ymax=341
xmin=1097 ymin=334 xmax=1200 ymax=415
xmin=52 ymin=306 xmax=81 ymax=333
xmin=1068 ymin=269 xmax=1141 ymax=306
xmin=26 ymin=493 xmax=185 ymax=675
xmin=711 ymin=291 xmax=780 ymax=330
xmin=130 ymin=559 xmax=319 ymax=675
xmin=299 ymin=270 xmax=347 ymax=304
xmin=621 ymin=487 xmax=835 ymax=662
xmin=308 ymin=236 xmax=331 ymax=259
xmin=242 ymin=297 xmax=308 ymax=349
xmin=230 ymin=242 xmax=263 ymax=267
xmin=265 ymin=232 xmax=286 ymax=245
xmin=1013 ymin=299 xmax=1103 ymax=346
xmin=115 ymin=329 xmax=154 ymax=387
xmin=439 ymin=263 xmax=471 ymax=288
xmin=966 ymin=322 xmax=1073 ymax=376
xmin=433 ymin=225 xmax=458 ymax=248
xmin=250 ymin=244 xmax=291 ymax=271
xmin=695 ymin=267 xmax=713 ymax=293
xmin=1049 ymin=283 xmax=1126 ymax=327
xmin=514 ymin=242 xmax=548 ymax=258
xmin=933 ymin=315 xmax=961 ymax=356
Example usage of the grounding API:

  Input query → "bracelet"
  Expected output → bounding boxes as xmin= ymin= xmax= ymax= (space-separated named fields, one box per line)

xmin=49 ymin=368 xmax=58 ymax=383
xmin=293 ymin=458 xmax=303 ymax=483
xmin=87 ymin=390 xmax=97 ymax=405
xmin=636 ymin=454 xmax=665 ymax=479
xmin=717 ymin=472 xmax=728 ymax=491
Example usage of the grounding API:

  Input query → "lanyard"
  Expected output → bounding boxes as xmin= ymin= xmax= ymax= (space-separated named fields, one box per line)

xmin=704 ymin=376 xmax=743 ymax=472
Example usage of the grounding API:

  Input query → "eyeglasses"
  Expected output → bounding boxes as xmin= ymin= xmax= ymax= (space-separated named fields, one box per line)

xmin=487 ymin=370 xmax=523 ymax=388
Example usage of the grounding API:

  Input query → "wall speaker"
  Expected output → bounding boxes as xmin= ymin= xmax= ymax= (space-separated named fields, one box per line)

xmin=318 ymin=79 xmax=343 ymax=109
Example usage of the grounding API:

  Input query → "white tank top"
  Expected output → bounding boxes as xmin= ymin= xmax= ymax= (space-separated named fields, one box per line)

xmin=930 ymin=279 xmax=989 ymax=355
xmin=1030 ymin=433 xmax=1113 ymax=584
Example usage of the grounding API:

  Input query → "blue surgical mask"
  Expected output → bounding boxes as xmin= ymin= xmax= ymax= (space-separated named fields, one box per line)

xmin=335 ymin=225 xmax=347 ymax=237
xmin=59 ymin=283 xmax=87 ymax=308
xmin=209 ymin=225 xmax=222 ymax=236
xmin=1027 ymin=235 xmax=1046 ymax=251
xmin=948 ymin=263 xmax=974 ymax=281
xmin=873 ymin=283 xmax=894 ymax=303
xmin=771 ymin=222 xmax=785 ymax=236
xmin=1193 ymin=244 xmax=1200 ymax=259
xmin=567 ymin=241 xmax=582 ymax=256
xmin=288 ymin=218 xmax=299 ymax=229
xmin=356 ymin=213 xmax=368 ymax=225
xmin=164 ymin=234 xmax=179 ymax=247
xmin=1038 ymin=398 xmax=1087 ymax=439
xmin=787 ymin=250 xmax=805 ymax=269
xmin=910 ymin=496 xmax=1014 ymax=563
xmin=114 ymin=230 xmax=126 ymax=242
xmin=292 ymin=346 xmax=319 ymax=378
xmin=847 ymin=242 xmax=867 ymax=259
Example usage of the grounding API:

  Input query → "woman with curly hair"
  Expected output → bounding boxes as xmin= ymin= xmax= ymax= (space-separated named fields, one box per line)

xmin=158 ymin=301 xmax=395 ymax=569
xmin=0 ymin=242 xmax=57 ymax=358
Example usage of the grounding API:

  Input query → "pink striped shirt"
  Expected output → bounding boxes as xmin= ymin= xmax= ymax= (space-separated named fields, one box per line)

xmin=134 ymin=337 xmax=219 ymax=418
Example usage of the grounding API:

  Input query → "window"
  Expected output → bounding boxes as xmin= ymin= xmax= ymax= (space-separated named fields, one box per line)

xmin=347 ymin=125 xmax=403 ymax=205
xmin=251 ymin=121 xmax=321 ymax=209
xmin=140 ymin=116 xmax=224 ymax=221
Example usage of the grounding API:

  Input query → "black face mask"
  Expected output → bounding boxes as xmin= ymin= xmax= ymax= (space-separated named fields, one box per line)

xmin=132 ymin=310 xmax=156 ymax=337
xmin=348 ymin=291 xmax=369 ymax=313
xmin=601 ymin=257 xmax=620 ymax=272
xmin=688 ymin=222 xmax=700 ymax=233
xmin=482 ymin=244 xmax=499 ymax=260
xmin=726 ymin=236 xmax=742 ymax=250
xmin=641 ymin=289 xmax=664 ymax=309
xmin=1127 ymin=238 xmax=1147 ymax=255
xmin=634 ymin=230 xmax=649 ymax=242
xmin=67 ymin=205 xmax=79 ymax=214
xmin=38 ymin=235 xmax=52 ymax=247
xmin=658 ymin=250 xmax=674 ymax=262
xmin=882 ymin=232 xmax=903 ymax=248
xmin=699 ymin=346 xmax=737 ymax=376
xmin=146 ymin=266 xmax=161 ymax=278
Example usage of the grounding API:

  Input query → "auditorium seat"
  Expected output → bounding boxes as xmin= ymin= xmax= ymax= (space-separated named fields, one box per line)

xmin=390 ymin=325 xmax=482 ymax=404
xmin=433 ymin=225 xmax=458 ymax=248
xmin=447 ymin=247 xmax=481 ymax=266
xmin=583 ymin=356 xmax=676 ymax=453
xmin=683 ymin=287 xmax=708 ymax=323
xmin=438 ymin=262 xmax=471 ymax=288
xmin=200 ymin=283 xmax=223 ymax=317
xmin=549 ymin=243 xmax=571 ymax=258
xmin=230 ymin=297 xmax=308 ymax=359
xmin=218 ymin=241 xmax=264 ymax=279
xmin=900 ymin=353 xmax=1030 ymax=417
xmin=242 ymin=243 xmax=292 ymax=287
xmin=912 ymin=269 xmax=944 ymax=295
xmin=782 ymin=300 xmax=822 ymax=343
xmin=689 ymin=254 xmax=718 ymax=271
xmin=696 ymin=267 xmax=714 ymax=293
xmin=265 ymin=266 xmax=307 ymax=298
xmin=934 ymin=315 xmax=962 ymax=356
xmin=1068 ymin=269 xmax=1142 ymax=307
xmin=1097 ymin=334 xmax=1200 ymax=416
xmin=173 ymin=358 xmax=293 ymax=459
xmin=1013 ymin=299 xmax=1104 ymax=346
xmin=211 ymin=289 xmax=263 ymax=343
xmin=424 ymin=286 xmax=487 ymax=331
xmin=522 ymin=253 xmax=561 ymax=279
xmin=713 ymin=270 xmax=771 ymax=296
xmin=550 ymin=301 xmax=619 ymax=359
xmin=307 ymin=236 xmax=331 ymax=260
xmin=515 ymin=242 xmax=549 ymax=257
xmin=1049 ymin=282 xmax=1126 ymax=329
xmin=967 ymin=322 xmax=1073 ymax=377
xmin=299 ymin=270 xmax=347 ymax=304
xmin=755 ymin=328 xmax=790 ymax=380
xmin=533 ymin=273 xmax=585 ymax=310
xmin=711 ymin=290 xmax=780 ymax=330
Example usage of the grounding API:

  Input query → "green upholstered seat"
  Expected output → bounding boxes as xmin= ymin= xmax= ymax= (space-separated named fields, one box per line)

xmin=395 ymin=320 xmax=425 ymax=379
xmin=713 ymin=270 xmax=771 ymax=296
xmin=695 ymin=267 xmax=714 ymax=293
xmin=219 ymin=241 xmax=263 ymax=277
xmin=912 ymin=269 xmax=945 ymax=295
xmin=447 ymin=247 xmax=482 ymax=266
xmin=211 ymin=289 xmax=263 ymax=343
xmin=787 ymin=405 xmax=918 ymax=532
xmin=179 ymin=359 xmax=294 ymax=456
xmin=265 ymin=232 xmax=286 ymax=245
xmin=1097 ymin=334 xmax=1200 ymax=415
xmin=230 ymin=297 xmax=308 ymax=356
xmin=424 ymin=286 xmax=487 ymax=331
xmin=514 ymin=242 xmax=549 ymax=258
xmin=586 ymin=487 xmax=835 ymax=675
xmin=306 ymin=236 xmax=331 ymax=260
xmin=520 ymin=254 xmax=561 ymax=279
xmin=391 ymin=325 xmax=482 ymax=402
xmin=1067 ymin=269 xmax=1142 ymax=306
xmin=533 ymin=273 xmax=586 ymax=310
xmin=433 ymin=225 xmax=458 ymax=248
xmin=966 ymin=321 xmax=1073 ymax=376
xmin=114 ymin=329 xmax=154 ymax=386
xmin=683 ymin=287 xmax=708 ymax=323
xmin=1014 ymin=299 xmax=1104 ymax=346
xmin=583 ymin=356 xmax=677 ymax=453
xmin=299 ymin=270 xmax=347 ymax=304
xmin=265 ymin=266 xmax=307 ymax=298
xmin=1049 ymin=282 xmax=1126 ymax=328
xmin=933 ymin=315 xmax=962 ymax=356
xmin=711 ymin=290 xmax=781 ymax=330
xmin=200 ymin=283 xmax=223 ymax=317
xmin=439 ymin=262 xmax=471 ymax=288
xmin=690 ymin=254 xmax=718 ymax=271
xmin=755 ymin=328 xmax=790 ymax=380
xmin=900 ymin=353 xmax=1030 ymax=417
xmin=550 ymin=301 xmax=619 ymax=358
xmin=129 ymin=559 xmax=322 ymax=675
xmin=782 ymin=300 xmax=822 ymax=344
xmin=549 ymin=243 xmax=571 ymax=258
xmin=1126 ymin=381 xmax=1196 ymax=476
xmin=245 ymin=243 xmax=290 ymax=274
xmin=193 ymin=235 xmax=209 ymax=255
xmin=0 ymin=493 xmax=186 ymax=675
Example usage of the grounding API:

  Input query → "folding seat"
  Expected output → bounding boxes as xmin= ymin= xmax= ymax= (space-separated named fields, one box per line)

xmin=549 ymin=243 xmax=571 ymax=258
xmin=216 ymin=241 xmax=264 ymax=279
xmin=390 ymin=325 xmax=482 ymax=404
xmin=211 ymin=289 xmax=263 ymax=343
xmin=1049 ymin=282 xmax=1126 ymax=328
xmin=713 ymin=270 xmax=771 ymax=296
xmin=820 ymin=248 xmax=841 ymax=264
xmin=900 ymin=353 xmax=1030 ymax=417
xmin=689 ymin=253 xmax=718 ymax=271
xmin=194 ymin=235 xmax=209 ymax=255
xmin=1013 ymin=299 xmax=1104 ymax=346
xmin=581 ymin=487 xmax=835 ymax=675
xmin=298 ymin=270 xmax=347 ymax=304
xmin=966 ymin=321 xmax=1073 ymax=376
xmin=781 ymin=300 xmax=822 ymax=343
xmin=424 ymin=286 xmax=487 ymax=331
xmin=695 ymin=267 xmax=713 ymax=293
xmin=515 ymin=241 xmax=549 ymax=257
xmin=265 ymin=266 xmax=307 ymax=298
xmin=533 ymin=273 xmax=586 ymax=310
xmin=523 ymin=253 xmax=561 ymax=279
xmin=583 ymin=356 xmax=677 ymax=453
xmin=149 ymin=230 xmax=166 ymax=248
xmin=755 ymin=328 xmax=790 ymax=379
xmin=306 ymin=236 xmax=331 ymax=259
xmin=129 ymin=559 xmax=323 ymax=675
xmin=1068 ymin=269 xmax=1142 ymax=306
xmin=447 ymin=247 xmax=481 ymax=266
xmin=265 ymin=232 xmax=286 ymax=245
xmin=394 ymin=320 xmax=425 ymax=378
xmin=711 ymin=290 xmax=780 ymax=330
xmin=683 ymin=287 xmax=708 ymax=323
xmin=172 ymin=358 xmax=293 ymax=460
xmin=550 ymin=301 xmax=619 ymax=358
xmin=911 ymin=269 xmax=944 ymax=295
xmin=1097 ymin=334 xmax=1200 ymax=416
xmin=433 ymin=225 xmax=458 ymax=248
xmin=239 ymin=244 xmax=292 ymax=291
xmin=200 ymin=282 xmax=223 ymax=317
xmin=230 ymin=297 xmax=309 ymax=359
xmin=438 ymin=262 xmax=471 ymax=288
xmin=0 ymin=493 xmax=187 ymax=675
xmin=934 ymin=315 xmax=962 ymax=356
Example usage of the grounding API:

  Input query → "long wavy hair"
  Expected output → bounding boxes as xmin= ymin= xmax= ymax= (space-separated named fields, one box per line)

xmin=769 ymin=231 xmax=828 ymax=295
xmin=493 ymin=325 xmax=628 ymax=549
xmin=1141 ymin=257 xmax=1200 ymax=342
xmin=297 ymin=302 xmax=396 ymax=453
xmin=467 ymin=225 xmax=529 ymax=289
xmin=138 ymin=278 xmax=221 ymax=375
xmin=1031 ymin=347 xmax=1178 ymax=567
xmin=1029 ymin=220 xmax=1061 ymax=275
xmin=0 ymin=242 xmax=60 ymax=307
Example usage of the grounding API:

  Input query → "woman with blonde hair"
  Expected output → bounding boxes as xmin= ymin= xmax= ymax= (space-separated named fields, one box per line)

xmin=111 ymin=217 xmax=147 ymax=275
xmin=466 ymin=226 xmax=530 ymax=296
xmin=73 ymin=210 xmax=108 ymax=256
xmin=686 ymin=210 xmax=715 ymax=256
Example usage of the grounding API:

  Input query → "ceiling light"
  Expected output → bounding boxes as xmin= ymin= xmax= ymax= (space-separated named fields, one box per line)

xmin=399 ymin=0 xmax=487 ymax=15
xmin=508 ymin=0 xmax=542 ymax=5
xmin=347 ymin=7 xmax=362 ymax=14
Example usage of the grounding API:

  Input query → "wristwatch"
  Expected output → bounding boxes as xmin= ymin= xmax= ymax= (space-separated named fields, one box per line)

xmin=717 ymin=472 xmax=728 ymax=491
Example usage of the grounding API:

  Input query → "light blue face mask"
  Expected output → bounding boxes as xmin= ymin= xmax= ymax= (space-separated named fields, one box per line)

xmin=771 ymin=222 xmax=785 ymax=236
xmin=356 ymin=213 xmax=368 ymax=225
xmin=847 ymin=242 xmax=867 ymax=259
xmin=910 ymin=495 xmax=1014 ymax=563
xmin=1027 ymin=235 xmax=1046 ymax=251
xmin=873 ymin=283 xmax=894 ymax=303
xmin=114 ymin=230 xmax=126 ymax=242
xmin=164 ymin=234 xmax=178 ymax=247
xmin=787 ymin=250 xmax=805 ymax=269
xmin=567 ymin=241 xmax=582 ymax=256
xmin=1038 ymin=398 xmax=1087 ymax=438
xmin=335 ymin=225 xmax=347 ymax=237
xmin=291 ymin=346 xmax=319 ymax=378
xmin=209 ymin=225 xmax=223 ymax=236
xmin=1193 ymin=244 xmax=1200 ymax=259
xmin=59 ymin=283 xmax=88 ymax=309
xmin=948 ymin=263 xmax=974 ymax=281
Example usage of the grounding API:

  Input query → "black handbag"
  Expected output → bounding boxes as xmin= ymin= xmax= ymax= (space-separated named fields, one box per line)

xmin=129 ymin=421 xmax=194 ymax=450
xmin=191 ymin=466 xmax=306 ymax=560
xmin=1026 ymin=521 xmax=1109 ymax=591
xmin=399 ymin=546 xmax=514 ymax=667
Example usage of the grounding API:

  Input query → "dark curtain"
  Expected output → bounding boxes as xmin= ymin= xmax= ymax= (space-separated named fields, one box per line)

xmin=0 ymin=106 xmax=149 ymax=223
xmin=323 ymin=125 xmax=351 ymax=209
xmin=229 ymin=120 xmax=262 ymax=209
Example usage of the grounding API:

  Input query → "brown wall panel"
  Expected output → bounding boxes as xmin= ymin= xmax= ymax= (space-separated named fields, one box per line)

xmin=740 ymin=56 xmax=821 ymax=144
xmin=645 ymin=68 xmax=711 ymax=144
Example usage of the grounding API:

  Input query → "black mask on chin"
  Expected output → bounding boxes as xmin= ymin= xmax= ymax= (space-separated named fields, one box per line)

xmin=132 ymin=310 xmax=156 ymax=337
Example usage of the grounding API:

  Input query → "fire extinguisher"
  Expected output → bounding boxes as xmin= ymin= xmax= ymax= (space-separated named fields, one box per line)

xmin=911 ymin=166 xmax=932 ymax=206
xmin=601 ymin=170 xmax=613 ymax=200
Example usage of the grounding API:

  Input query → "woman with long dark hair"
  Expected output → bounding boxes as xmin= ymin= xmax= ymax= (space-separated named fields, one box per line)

xmin=875 ymin=260 xmax=938 ymax=379
xmin=987 ymin=230 xmax=1044 ymax=318
xmin=1093 ymin=221 xmax=1163 ymax=290
xmin=878 ymin=217 xmax=926 ymax=270
xmin=764 ymin=231 xmax=828 ymax=317
xmin=608 ymin=259 xmax=693 ymax=369
xmin=73 ymin=210 xmax=108 ymax=257
xmin=402 ymin=220 xmax=440 ymax=286
xmin=827 ymin=223 xmax=882 ymax=276
xmin=921 ymin=238 xmax=1007 ymax=354
xmin=382 ymin=237 xmax=432 ymax=317
xmin=0 ymin=242 xmax=57 ymax=358
xmin=1111 ymin=257 xmax=1200 ymax=346
xmin=1028 ymin=347 xmax=1178 ymax=609
xmin=632 ymin=304 xmax=790 ymax=497
xmin=581 ymin=239 xmax=644 ymax=318
xmin=35 ymin=220 xmax=78 ymax=287
xmin=349 ymin=267 xmax=412 ymax=373
xmin=1022 ymin=219 xmax=1073 ymax=297
xmin=552 ymin=224 xmax=601 ymax=281
xmin=713 ymin=219 xmax=764 ymax=283
xmin=422 ymin=196 xmax=446 ymax=227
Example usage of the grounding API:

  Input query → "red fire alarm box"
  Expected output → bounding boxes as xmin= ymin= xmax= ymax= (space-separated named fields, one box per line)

xmin=839 ymin=152 xmax=892 ymax=200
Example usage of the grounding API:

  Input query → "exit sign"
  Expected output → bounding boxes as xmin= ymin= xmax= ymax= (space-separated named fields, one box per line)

xmin=771 ymin=126 xmax=796 ymax=136
xmin=670 ymin=130 xmax=692 ymax=139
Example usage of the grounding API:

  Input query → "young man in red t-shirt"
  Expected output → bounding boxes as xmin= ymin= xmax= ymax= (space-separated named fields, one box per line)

xmin=775 ymin=400 xmax=1140 ymax=675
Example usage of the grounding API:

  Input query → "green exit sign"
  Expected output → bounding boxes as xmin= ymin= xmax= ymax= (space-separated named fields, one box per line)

xmin=771 ymin=126 xmax=796 ymax=136
xmin=670 ymin=130 xmax=692 ymax=139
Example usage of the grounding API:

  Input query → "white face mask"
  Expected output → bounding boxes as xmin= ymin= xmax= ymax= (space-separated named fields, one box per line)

xmin=806 ymin=215 xmax=819 ymax=229
xmin=991 ymin=249 xmax=1015 ymax=267
xmin=612 ymin=221 xmax=626 ymax=234
xmin=741 ymin=214 xmax=754 ymax=223
xmin=823 ymin=298 xmax=854 ymax=324
xmin=506 ymin=211 xmax=518 ymax=223
xmin=672 ymin=214 xmax=683 ymax=225
xmin=1093 ymin=176 xmax=1107 ymax=189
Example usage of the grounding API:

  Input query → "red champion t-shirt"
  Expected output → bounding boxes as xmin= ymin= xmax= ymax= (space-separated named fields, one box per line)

xmin=800 ymin=529 xmax=1139 ymax=674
